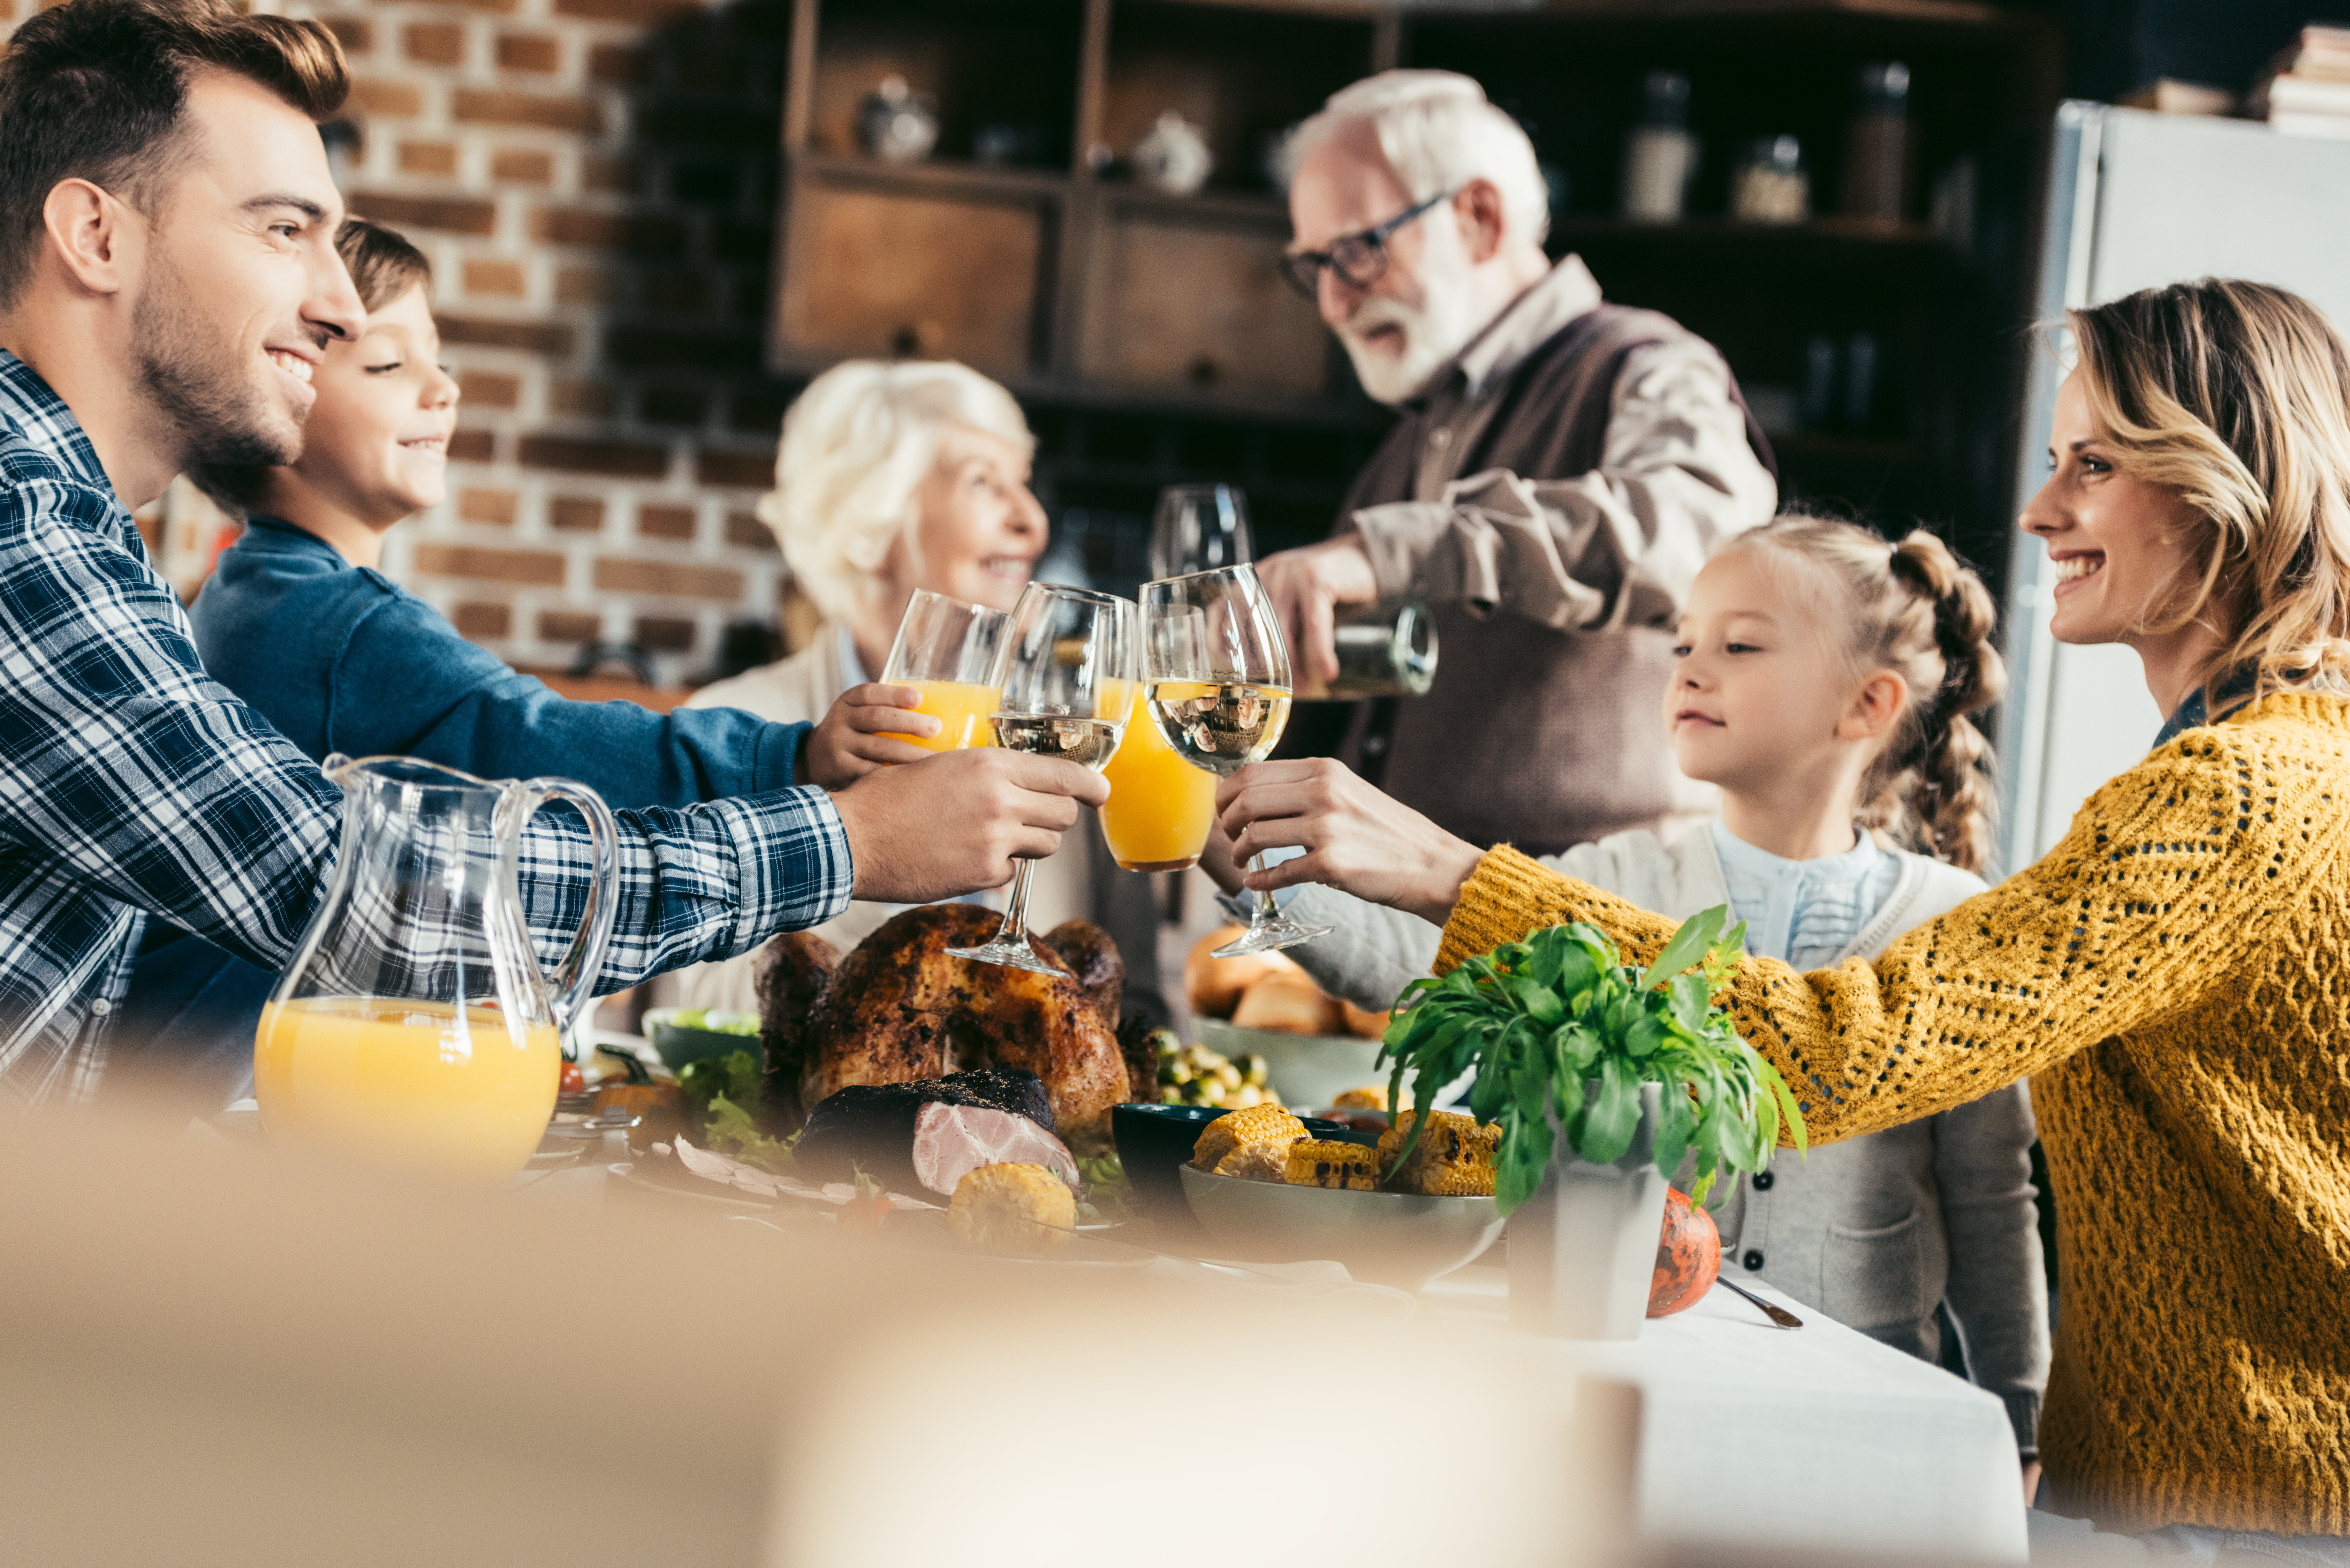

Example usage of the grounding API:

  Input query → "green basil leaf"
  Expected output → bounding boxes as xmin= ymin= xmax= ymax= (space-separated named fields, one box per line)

xmin=1493 ymin=1105 xmax=1551 ymax=1217
xmin=1624 ymin=1012 xmax=1673 ymax=1059
xmin=1639 ymin=904 xmax=1725 ymax=992
xmin=1579 ymin=1053 xmax=1640 ymax=1164
xmin=1653 ymin=1079 xmax=1696 ymax=1184
xmin=1667 ymin=971 xmax=1713 ymax=1034
xmin=1765 ymin=1062 xmax=1810 ymax=1156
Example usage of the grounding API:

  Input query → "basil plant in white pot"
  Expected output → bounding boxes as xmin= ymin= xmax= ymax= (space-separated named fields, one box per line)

xmin=1379 ymin=905 xmax=1805 ymax=1338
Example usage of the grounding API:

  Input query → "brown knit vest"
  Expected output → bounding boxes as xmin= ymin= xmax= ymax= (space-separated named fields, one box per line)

xmin=1339 ymin=305 xmax=1773 ymax=857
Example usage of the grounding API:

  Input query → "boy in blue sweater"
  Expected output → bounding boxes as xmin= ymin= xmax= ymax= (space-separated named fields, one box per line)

xmin=186 ymin=218 xmax=928 ymax=794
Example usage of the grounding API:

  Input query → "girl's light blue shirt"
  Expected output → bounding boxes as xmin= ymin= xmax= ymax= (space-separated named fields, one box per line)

xmin=1708 ymin=819 xmax=1902 ymax=969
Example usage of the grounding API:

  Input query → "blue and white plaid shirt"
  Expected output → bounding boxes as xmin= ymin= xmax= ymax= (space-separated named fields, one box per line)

xmin=0 ymin=352 xmax=854 ymax=1105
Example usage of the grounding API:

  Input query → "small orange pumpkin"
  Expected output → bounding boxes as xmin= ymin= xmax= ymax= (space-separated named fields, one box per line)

xmin=1648 ymin=1186 xmax=1723 ymax=1316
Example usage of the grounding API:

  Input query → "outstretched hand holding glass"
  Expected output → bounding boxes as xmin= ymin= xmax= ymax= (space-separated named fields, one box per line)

xmin=1141 ymin=565 xmax=1330 ymax=958
xmin=946 ymin=583 xmax=1138 ymax=973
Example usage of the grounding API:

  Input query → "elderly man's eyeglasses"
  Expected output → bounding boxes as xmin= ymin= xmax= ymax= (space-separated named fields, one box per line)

xmin=1277 ymin=188 xmax=1460 ymax=300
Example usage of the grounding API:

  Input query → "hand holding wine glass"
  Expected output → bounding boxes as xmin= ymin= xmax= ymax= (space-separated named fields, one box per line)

xmin=1140 ymin=565 xmax=1330 ymax=958
xmin=947 ymin=583 xmax=1138 ymax=973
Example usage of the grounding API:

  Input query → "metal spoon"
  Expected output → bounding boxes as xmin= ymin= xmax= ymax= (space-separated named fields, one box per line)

xmin=1715 ymin=1276 xmax=1803 ymax=1329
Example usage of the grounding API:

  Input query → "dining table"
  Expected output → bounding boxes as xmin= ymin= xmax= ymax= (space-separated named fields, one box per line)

xmin=1421 ymin=1264 xmax=2032 ymax=1563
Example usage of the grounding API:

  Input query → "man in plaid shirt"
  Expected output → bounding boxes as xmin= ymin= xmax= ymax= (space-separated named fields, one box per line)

xmin=0 ymin=0 xmax=1107 ymax=1105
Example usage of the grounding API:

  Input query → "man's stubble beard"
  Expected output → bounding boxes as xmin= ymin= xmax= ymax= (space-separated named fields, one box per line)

xmin=132 ymin=250 xmax=304 ymax=473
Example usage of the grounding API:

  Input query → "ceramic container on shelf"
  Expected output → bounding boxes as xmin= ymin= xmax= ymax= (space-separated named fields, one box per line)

xmin=1621 ymin=71 xmax=1696 ymax=222
xmin=1732 ymin=134 xmax=1810 ymax=223
xmin=1133 ymin=111 xmax=1213 ymax=195
xmin=856 ymin=74 xmax=939 ymax=165
xmin=1510 ymin=1082 xmax=1666 ymax=1340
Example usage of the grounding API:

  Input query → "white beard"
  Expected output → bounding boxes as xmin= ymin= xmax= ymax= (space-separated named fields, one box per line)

xmin=1333 ymin=271 xmax=1490 ymax=405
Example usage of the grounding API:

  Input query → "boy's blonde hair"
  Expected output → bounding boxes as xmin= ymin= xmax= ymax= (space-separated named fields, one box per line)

xmin=2066 ymin=278 xmax=2350 ymax=707
xmin=1716 ymin=515 xmax=2006 ymax=873
xmin=758 ymin=360 xmax=1033 ymax=628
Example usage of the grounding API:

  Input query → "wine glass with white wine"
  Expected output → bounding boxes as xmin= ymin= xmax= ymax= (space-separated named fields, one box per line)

xmin=1140 ymin=564 xmax=1330 ymax=958
xmin=946 ymin=583 xmax=1138 ymax=974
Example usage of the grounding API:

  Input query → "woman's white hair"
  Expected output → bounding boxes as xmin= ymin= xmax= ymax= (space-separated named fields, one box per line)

xmin=1280 ymin=70 xmax=1549 ymax=246
xmin=755 ymin=359 xmax=1033 ymax=627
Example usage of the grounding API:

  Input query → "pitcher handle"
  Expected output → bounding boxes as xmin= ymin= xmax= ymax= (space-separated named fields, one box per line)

xmin=518 ymin=777 xmax=622 ymax=1055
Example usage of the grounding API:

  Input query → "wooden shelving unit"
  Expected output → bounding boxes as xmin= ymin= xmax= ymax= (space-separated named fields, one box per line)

xmin=762 ymin=0 xmax=2061 ymax=585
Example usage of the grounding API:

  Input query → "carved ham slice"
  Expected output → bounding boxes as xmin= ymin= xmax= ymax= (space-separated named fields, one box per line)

xmin=910 ymin=1102 xmax=1080 ymax=1199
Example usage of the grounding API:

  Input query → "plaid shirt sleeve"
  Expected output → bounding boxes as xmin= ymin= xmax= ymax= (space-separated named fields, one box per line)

xmin=0 ymin=360 xmax=852 ymax=1104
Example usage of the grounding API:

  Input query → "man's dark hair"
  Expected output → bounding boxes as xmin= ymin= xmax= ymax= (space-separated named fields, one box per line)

xmin=0 ymin=0 xmax=348 ymax=310
xmin=189 ymin=217 xmax=433 ymax=515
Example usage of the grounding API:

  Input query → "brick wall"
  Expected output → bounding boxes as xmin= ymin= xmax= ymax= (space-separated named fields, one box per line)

xmin=3 ymin=0 xmax=803 ymax=686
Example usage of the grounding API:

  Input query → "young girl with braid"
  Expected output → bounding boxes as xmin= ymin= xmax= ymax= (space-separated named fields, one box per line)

xmin=1216 ymin=514 xmax=2048 ymax=1476
xmin=1224 ymin=279 xmax=2350 ymax=1553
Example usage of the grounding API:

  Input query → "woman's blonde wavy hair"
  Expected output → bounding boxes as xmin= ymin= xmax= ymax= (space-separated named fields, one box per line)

xmin=758 ymin=359 xmax=1033 ymax=627
xmin=2066 ymin=279 xmax=2350 ymax=706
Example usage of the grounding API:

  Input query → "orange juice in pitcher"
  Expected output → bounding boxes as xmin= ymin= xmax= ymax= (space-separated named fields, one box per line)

xmin=256 ymin=999 xmax=561 ymax=1177
xmin=257 ymin=755 xmax=618 ymax=1181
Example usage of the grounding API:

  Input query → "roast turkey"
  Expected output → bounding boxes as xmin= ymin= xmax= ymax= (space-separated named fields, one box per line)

xmin=755 ymin=905 xmax=1131 ymax=1155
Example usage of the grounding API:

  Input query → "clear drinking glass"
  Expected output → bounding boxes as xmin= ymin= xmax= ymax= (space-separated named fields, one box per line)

xmin=947 ymin=584 xmax=1139 ymax=974
xmin=1140 ymin=565 xmax=1330 ymax=957
xmin=880 ymin=588 xmax=1011 ymax=753
xmin=1148 ymin=483 xmax=1254 ymax=581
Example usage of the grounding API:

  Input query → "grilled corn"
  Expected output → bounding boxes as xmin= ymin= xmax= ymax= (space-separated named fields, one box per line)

xmin=1283 ymin=1139 xmax=1381 ymax=1190
xmin=1191 ymin=1103 xmax=1304 ymax=1172
xmin=1378 ymin=1110 xmax=1500 ymax=1197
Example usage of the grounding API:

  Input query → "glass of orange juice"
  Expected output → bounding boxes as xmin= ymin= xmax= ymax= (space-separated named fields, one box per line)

xmin=1100 ymin=683 xmax=1217 ymax=871
xmin=881 ymin=588 xmax=1010 ymax=753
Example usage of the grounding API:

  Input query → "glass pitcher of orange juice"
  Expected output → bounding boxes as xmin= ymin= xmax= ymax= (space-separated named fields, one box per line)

xmin=254 ymin=755 xmax=620 ymax=1179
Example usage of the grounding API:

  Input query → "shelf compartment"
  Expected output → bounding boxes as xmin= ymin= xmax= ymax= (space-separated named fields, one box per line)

xmin=1097 ymin=0 xmax=1381 ymax=193
xmin=1076 ymin=194 xmax=1331 ymax=401
xmin=807 ymin=0 xmax=1086 ymax=171
xmin=772 ymin=160 xmax=1061 ymax=378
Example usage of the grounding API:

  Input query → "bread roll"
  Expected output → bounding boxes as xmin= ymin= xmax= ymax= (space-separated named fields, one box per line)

xmin=1339 ymin=1000 xmax=1392 ymax=1039
xmin=1183 ymin=926 xmax=1302 ymax=1019
xmin=1230 ymin=972 xmax=1344 ymax=1036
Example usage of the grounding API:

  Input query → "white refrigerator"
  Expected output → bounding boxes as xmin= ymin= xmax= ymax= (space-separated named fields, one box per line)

xmin=1996 ymin=102 xmax=2350 ymax=873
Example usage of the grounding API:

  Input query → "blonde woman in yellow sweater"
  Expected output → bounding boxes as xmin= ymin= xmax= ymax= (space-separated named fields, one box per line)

xmin=1216 ymin=279 xmax=2350 ymax=1551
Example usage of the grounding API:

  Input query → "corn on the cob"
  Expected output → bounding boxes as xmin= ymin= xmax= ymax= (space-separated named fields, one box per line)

xmin=1378 ymin=1110 xmax=1500 ymax=1196
xmin=1283 ymin=1139 xmax=1381 ymax=1189
xmin=1191 ymin=1104 xmax=1304 ymax=1171
xmin=1213 ymin=1137 xmax=1300 ymax=1183
xmin=948 ymin=1162 xmax=1075 ymax=1251
xmin=1330 ymin=1085 xmax=1392 ymax=1111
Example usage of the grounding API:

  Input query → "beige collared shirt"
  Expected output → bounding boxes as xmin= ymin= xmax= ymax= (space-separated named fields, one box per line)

xmin=1350 ymin=256 xmax=1777 ymax=635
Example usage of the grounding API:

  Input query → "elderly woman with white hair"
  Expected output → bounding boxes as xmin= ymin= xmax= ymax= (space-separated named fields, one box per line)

xmin=674 ymin=358 xmax=1103 ymax=1006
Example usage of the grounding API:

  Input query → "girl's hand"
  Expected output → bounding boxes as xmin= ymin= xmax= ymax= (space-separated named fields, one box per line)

xmin=1215 ymin=758 xmax=1484 ymax=925
xmin=800 ymin=683 xmax=939 ymax=789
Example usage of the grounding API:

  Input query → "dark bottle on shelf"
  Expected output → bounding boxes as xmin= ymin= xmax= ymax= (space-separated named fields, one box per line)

xmin=1839 ymin=61 xmax=1912 ymax=223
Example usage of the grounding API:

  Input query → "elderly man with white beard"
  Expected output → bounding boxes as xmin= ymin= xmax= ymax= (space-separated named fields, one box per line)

xmin=1255 ymin=72 xmax=1778 ymax=858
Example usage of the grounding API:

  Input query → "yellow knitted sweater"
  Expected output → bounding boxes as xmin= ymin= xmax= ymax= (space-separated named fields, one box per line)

xmin=1438 ymin=692 xmax=2350 ymax=1535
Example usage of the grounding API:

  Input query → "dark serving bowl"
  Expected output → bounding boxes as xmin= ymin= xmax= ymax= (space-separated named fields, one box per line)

xmin=1111 ymin=1103 xmax=1378 ymax=1232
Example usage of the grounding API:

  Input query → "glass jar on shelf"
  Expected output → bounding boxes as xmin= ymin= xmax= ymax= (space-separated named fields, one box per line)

xmin=1731 ymin=135 xmax=1809 ymax=223
xmin=1621 ymin=71 xmax=1696 ymax=223
xmin=1840 ymin=61 xmax=1912 ymax=222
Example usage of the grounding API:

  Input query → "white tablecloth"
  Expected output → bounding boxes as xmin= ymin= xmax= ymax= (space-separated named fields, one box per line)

xmin=1424 ymin=1266 xmax=2031 ymax=1563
